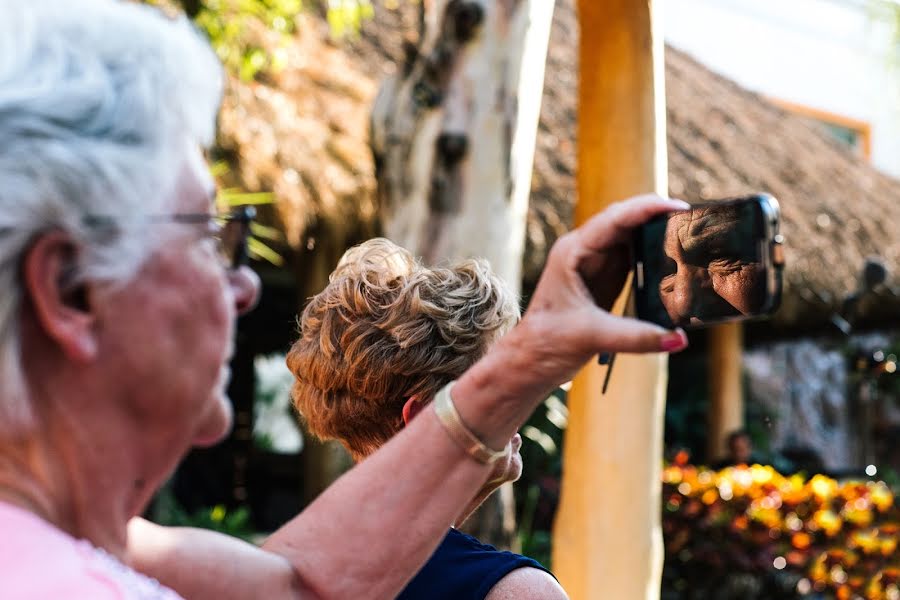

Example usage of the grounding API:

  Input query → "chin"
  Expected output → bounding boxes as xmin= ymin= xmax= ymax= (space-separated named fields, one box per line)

xmin=192 ymin=393 xmax=234 ymax=448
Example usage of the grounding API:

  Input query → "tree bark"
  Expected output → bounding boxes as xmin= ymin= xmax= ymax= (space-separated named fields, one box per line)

xmin=371 ymin=0 xmax=555 ymax=548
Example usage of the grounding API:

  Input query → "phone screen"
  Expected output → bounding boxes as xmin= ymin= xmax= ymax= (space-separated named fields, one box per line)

xmin=634 ymin=197 xmax=773 ymax=329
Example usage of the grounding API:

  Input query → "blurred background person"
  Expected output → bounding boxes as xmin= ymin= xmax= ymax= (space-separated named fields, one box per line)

xmin=712 ymin=430 xmax=764 ymax=469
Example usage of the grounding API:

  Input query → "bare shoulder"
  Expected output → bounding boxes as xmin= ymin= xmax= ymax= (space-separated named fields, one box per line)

xmin=484 ymin=567 xmax=569 ymax=600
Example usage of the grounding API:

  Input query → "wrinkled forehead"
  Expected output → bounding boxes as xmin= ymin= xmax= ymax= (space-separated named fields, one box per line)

xmin=666 ymin=206 xmax=744 ymax=249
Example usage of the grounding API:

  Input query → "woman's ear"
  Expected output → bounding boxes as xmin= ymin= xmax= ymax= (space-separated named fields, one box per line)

xmin=401 ymin=394 xmax=425 ymax=426
xmin=22 ymin=231 xmax=98 ymax=361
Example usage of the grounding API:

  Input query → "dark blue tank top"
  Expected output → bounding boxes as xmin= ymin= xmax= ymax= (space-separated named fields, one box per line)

xmin=397 ymin=528 xmax=554 ymax=600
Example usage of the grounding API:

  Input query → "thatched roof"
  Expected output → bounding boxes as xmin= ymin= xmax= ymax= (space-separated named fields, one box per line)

xmin=220 ymin=1 xmax=900 ymax=330
xmin=216 ymin=14 xmax=378 ymax=300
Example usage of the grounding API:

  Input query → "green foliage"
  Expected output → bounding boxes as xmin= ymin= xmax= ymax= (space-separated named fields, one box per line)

xmin=152 ymin=485 xmax=256 ymax=540
xmin=194 ymin=0 xmax=301 ymax=80
xmin=326 ymin=0 xmax=374 ymax=39
xmin=143 ymin=0 xmax=393 ymax=80
xmin=515 ymin=388 xmax=568 ymax=568
xmin=211 ymin=162 xmax=286 ymax=266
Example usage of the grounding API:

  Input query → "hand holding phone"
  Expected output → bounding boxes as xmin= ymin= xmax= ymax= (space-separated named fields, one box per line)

xmin=633 ymin=194 xmax=784 ymax=329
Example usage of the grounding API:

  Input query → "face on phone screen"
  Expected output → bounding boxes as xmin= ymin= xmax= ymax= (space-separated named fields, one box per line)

xmin=636 ymin=200 xmax=768 ymax=328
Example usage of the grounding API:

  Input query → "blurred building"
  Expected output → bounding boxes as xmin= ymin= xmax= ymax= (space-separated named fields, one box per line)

xmin=666 ymin=0 xmax=900 ymax=176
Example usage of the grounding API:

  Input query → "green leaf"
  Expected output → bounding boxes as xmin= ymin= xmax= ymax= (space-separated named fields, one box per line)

xmin=248 ymin=236 xmax=285 ymax=266
xmin=249 ymin=222 xmax=284 ymax=242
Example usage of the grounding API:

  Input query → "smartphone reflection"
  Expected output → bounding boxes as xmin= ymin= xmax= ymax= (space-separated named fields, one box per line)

xmin=659 ymin=203 xmax=767 ymax=327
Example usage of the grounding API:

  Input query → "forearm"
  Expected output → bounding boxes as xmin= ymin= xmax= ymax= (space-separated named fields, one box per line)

xmin=264 ymin=329 xmax=553 ymax=599
xmin=263 ymin=406 xmax=493 ymax=599
xmin=127 ymin=518 xmax=308 ymax=600
xmin=127 ymin=334 xmax=548 ymax=600
xmin=454 ymin=316 xmax=565 ymax=450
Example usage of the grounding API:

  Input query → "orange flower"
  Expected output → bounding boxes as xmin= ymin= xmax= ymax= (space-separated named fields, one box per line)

xmin=792 ymin=532 xmax=812 ymax=550
xmin=701 ymin=489 xmax=718 ymax=506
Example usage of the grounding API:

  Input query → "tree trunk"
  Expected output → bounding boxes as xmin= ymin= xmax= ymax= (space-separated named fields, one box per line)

xmin=371 ymin=0 xmax=555 ymax=549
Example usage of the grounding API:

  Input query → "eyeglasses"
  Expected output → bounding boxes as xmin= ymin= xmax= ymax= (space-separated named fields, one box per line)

xmin=83 ymin=206 xmax=256 ymax=270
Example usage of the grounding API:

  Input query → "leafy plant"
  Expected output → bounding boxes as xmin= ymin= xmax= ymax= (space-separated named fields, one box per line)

xmin=194 ymin=0 xmax=302 ymax=80
xmin=211 ymin=161 xmax=286 ymax=266
xmin=515 ymin=388 xmax=568 ymax=568
xmin=143 ymin=0 xmax=394 ymax=80
xmin=151 ymin=485 xmax=256 ymax=541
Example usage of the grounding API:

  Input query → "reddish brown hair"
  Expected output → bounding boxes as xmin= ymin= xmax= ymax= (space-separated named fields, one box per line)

xmin=287 ymin=238 xmax=518 ymax=460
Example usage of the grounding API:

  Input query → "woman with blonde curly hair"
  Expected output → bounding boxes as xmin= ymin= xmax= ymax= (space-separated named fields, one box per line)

xmin=288 ymin=238 xmax=567 ymax=600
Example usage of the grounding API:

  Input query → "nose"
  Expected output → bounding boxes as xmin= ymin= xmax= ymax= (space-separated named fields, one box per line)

xmin=228 ymin=265 xmax=261 ymax=315
xmin=668 ymin=268 xmax=697 ymax=324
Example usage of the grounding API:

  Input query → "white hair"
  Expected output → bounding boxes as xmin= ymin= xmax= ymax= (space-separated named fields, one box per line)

xmin=0 ymin=0 xmax=223 ymax=428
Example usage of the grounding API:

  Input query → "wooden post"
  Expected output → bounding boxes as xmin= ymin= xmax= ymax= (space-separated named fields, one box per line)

xmin=707 ymin=323 xmax=745 ymax=462
xmin=552 ymin=2 xmax=668 ymax=599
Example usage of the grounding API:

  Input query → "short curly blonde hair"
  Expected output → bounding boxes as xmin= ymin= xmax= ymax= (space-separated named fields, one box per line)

xmin=287 ymin=238 xmax=519 ymax=460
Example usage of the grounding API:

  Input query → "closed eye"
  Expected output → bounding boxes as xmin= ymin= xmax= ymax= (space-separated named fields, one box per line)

xmin=660 ymin=274 xmax=676 ymax=294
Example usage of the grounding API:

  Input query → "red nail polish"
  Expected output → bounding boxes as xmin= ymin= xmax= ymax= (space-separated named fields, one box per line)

xmin=661 ymin=331 xmax=687 ymax=352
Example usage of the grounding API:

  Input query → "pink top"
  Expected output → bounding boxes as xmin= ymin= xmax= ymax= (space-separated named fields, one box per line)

xmin=0 ymin=501 xmax=184 ymax=599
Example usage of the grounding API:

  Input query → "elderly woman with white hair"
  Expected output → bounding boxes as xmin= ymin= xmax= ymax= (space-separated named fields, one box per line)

xmin=0 ymin=1 xmax=688 ymax=598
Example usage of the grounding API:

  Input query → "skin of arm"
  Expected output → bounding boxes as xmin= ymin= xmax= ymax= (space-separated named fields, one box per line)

xmin=485 ymin=567 xmax=569 ymax=600
xmin=130 ymin=407 xmax=495 ymax=600
xmin=128 ymin=196 xmax=689 ymax=600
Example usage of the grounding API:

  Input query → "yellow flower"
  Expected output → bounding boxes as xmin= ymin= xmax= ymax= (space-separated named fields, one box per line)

xmin=851 ymin=530 xmax=881 ymax=555
xmin=809 ymin=474 xmax=839 ymax=503
xmin=751 ymin=464 xmax=775 ymax=485
xmin=211 ymin=505 xmax=227 ymax=523
xmin=812 ymin=509 xmax=843 ymax=537
xmin=843 ymin=506 xmax=874 ymax=528
xmin=870 ymin=483 xmax=894 ymax=513
xmin=663 ymin=465 xmax=683 ymax=485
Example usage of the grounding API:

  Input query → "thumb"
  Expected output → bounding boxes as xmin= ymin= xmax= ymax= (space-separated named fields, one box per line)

xmin=591 ymin=312 xmax=689 ymax=355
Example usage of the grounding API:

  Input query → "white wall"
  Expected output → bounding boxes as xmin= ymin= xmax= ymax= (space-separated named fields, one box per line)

xmin=665 ymin=0 xmax=900 ymax=178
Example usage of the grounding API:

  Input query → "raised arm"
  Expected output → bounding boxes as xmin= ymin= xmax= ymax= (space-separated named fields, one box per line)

xmin=128 ymin=195 xmax=690 ymax=600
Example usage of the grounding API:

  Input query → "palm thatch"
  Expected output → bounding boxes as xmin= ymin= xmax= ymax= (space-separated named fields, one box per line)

xmin=216 ymin=14 xmax=378 ymax=300
xmin=219 ymin=2 xmax=900 ymax=330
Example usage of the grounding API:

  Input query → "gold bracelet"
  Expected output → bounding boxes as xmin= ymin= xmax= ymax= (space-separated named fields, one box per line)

xmin=433 ymin=381 xmax=506 ymax=465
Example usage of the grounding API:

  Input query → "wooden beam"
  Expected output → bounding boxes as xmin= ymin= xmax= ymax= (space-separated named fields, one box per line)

xmin=552 ymin=2 xmax=668 ymax=599
xmin=707 ymin=322 xmax=745 ymax=462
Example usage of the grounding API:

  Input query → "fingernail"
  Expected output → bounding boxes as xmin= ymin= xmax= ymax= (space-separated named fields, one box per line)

xmin=668 ymin=199 xmax=691 ymax=210
xmin=661 ymin=329 xmax=688 ymax=352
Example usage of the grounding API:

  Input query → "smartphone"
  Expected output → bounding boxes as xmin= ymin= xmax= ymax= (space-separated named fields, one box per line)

xmin=632 ymin=193 xmax=784 ymax=329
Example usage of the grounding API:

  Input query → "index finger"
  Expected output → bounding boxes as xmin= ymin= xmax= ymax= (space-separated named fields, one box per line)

xmin=577 ymin=195 xmax=690 ymax=252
